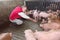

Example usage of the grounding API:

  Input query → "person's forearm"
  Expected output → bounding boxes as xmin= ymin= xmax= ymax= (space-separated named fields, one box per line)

xmin=28 ymin=18 xmax=37 ymax=22
xmin=28 ymin=18 xmax=34 ymax=21
xmin=18 ymin=12 xmax=37 ymax=22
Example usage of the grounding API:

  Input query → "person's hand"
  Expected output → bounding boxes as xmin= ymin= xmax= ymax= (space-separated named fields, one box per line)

xmin=28 ymin=18 xmax=37 ymax=22
xmin=33 ymin=20 xmax=37 ymax=22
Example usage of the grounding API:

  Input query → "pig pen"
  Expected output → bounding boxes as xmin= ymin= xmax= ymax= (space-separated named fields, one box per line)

xmin=0 ymin=0 xmax=60 ymax=40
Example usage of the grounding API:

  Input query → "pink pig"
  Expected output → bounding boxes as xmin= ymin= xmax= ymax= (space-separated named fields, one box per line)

xmin=33 ymin=10 xmax=39 ymax=21
xmin=39 ymin=12 xmax=50 ymax=18
xmin=38 ymin=12 xmax=50 ymax=23
xmin=34 ymin=30 xmax=60 ymax=40
xmin=40 ymin=22 xmax=60 ymax=31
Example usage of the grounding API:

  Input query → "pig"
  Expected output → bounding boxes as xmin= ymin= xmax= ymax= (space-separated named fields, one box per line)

xmin=0 ymin=33 xmax=12 ymax=40
xmin=33 ymin=10 xmax=39 ymax=21
xmin=34 ymin=30 xmax=60 ymax=40
xmin=39 ymin=11 xmax=50 ymax=23
xmin=39 ymin=12 xmax=50 ymax=19
xmin=40 ymin=22 xmax=60 ymax=31
xmin=50 ymin=12 xmax=58 ymax=20
xmin=24 ymin=29 xmax=36 ymax=40
xmin=56 ymin=10 xmax=60 ymax=17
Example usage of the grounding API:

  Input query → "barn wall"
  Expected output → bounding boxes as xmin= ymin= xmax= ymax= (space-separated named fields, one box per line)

xmin=25 ymin=0 xmax=60 ymax=10
xmin=25 ymin=0 xmax=60 ymax=2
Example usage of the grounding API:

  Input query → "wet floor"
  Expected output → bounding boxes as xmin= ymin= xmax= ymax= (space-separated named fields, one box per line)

xmin=0 ymin=20 xmax=43 ymax=40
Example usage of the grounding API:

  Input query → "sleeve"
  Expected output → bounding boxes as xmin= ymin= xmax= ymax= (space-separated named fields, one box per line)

xmin=18 ymin=12 xmax=30 ymax=19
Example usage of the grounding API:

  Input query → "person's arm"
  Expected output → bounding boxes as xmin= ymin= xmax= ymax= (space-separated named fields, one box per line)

xmin=27 ymin=18 xmax=37 ymax=22
xmin=18 ymin=12 xmax=37 ymax=22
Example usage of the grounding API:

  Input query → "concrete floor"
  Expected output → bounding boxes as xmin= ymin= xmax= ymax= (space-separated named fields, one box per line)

xmin=1 ymin=20 xmax=42 ymax=40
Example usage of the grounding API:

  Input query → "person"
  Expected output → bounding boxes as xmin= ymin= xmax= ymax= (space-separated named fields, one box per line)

xmin=9 ymin=5 xmax=37 ymax=25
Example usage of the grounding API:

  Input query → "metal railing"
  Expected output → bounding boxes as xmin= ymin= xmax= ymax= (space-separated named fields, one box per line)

xmin=25 ymin=1 xmax=60 ymax=11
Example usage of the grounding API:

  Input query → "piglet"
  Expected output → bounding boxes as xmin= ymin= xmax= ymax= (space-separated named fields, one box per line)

xmin=33 ymin=10 xmax=39 ymax=21
xmin=39 ymin=12 xmax=50 ymax=23
xmin=24 ymin=29 xmax=36 ymax=40
xmin=39 ymin=12 xmax=50 ymax=18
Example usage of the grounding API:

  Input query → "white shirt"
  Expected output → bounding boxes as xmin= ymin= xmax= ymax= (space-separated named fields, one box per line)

xmin=18 ymin=12 xmax=30 ymax=19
